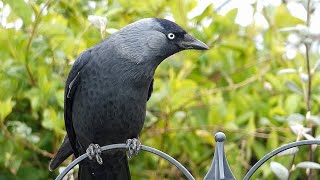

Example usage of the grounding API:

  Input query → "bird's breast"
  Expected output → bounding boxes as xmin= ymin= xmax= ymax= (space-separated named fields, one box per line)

xmin=72 ymin=54 xmax=156 ymax=146
xmin=73 ymin=68 xmax=151 ymax=145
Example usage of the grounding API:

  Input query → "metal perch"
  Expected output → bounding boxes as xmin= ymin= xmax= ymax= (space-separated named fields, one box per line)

xmin=55 ymin=144 xmax=195 ymax=180
xmin=54 ymin=132 xmax=320 ymax=180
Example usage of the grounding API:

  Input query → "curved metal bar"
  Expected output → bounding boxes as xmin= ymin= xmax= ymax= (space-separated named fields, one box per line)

xmin=140 ymin=145 xmax=195 ymax=180
xmin=55 ymin=144 xmax=194 ymax=180
xmin=243 ymin=140 xmax=320 ymax=180
xmin=55 ymin=144 xmax=126 ymax=180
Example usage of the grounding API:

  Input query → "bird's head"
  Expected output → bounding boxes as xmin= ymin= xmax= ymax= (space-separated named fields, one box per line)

xmin=112 ymin=18 xmax=209 ymax=64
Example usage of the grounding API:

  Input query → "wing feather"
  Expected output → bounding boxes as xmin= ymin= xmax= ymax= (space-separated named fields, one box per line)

xmin=64 ymin=50 xmax=91 ymax=157
xmin=147 ymin=78 xmax=154 ymax=101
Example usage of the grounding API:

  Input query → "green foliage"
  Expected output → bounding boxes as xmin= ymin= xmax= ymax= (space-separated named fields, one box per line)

xmin=1 ymin=0 xmax=320 ymax=179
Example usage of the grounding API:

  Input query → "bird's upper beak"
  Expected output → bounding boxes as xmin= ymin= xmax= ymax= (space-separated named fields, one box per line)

xmin=179 ymin=34 xmax=209 ymax=50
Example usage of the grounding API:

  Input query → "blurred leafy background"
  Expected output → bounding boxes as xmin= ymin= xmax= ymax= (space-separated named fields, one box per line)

xmin=1 ymin=0 xmax=320 ymax=179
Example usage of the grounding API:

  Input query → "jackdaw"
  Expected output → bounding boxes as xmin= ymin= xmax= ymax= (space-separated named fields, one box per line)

xmin=49 ymin=18 xmax=208 ymax=179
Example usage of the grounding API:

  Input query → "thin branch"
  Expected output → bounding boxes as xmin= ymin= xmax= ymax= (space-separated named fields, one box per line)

xmin=287 ymin=0 xmax=313 ymax=179
xmin=145 ymin=125 xmax=290 ymax=141
xmin=0 ymin=121 xmax=54 ymax=158
xmin=207 ymin=65 xmax=269 ymax=95
xmin=229 ymin=56 xmax=271 ymax=75
xmin=305 ymin=1 xmax=312 ymax=114
xmin=305 ymin=0 xmax=313 ymax=179
xmin=287 ymin=135 xmax=302 ymax=179
xmin=215 ymin=0 xmax=232 ymax=12
xmin=25 ymin=0 xmax=53 ymax=86
xmin=20 ymin=136 xmax=55 ymax=158
xmin=166 ymin=64 xmax=271 ymax=115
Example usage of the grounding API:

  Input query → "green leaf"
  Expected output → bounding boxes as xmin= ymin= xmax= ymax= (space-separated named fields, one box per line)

xmin=270 ymin=161 xmax=289 ymax=180
xmin=274 ymin=4 xmax=304 ymax=28
xmin=3 ymin=0 xmax=33 ymax=25
xmin=5 ymin=153 xmax=22 ymax=175
xmin=0 ymin=98 xmax=15 ymax=122
xmin=285 ymin=81 xmax=303 ymax=95
xmin=252 ymin=141 xmax=267 ymax=160
xmin=296 ymin=162 xmax=320 ymax=169
xmin=42 ymin=108 xmax=64 ymax=134
xmin=277 ymin=147 xmax=299 ymax=156
xmin=195 ymin=130 xmax=214 ymax=146
xmin=277 ymin=68 xmax=297 ymax=75
xmin=284 ymin=94 xmax=301 ymax=114
xmin=169 ymin=0 xmax=197 ymax=27
xmin=267 ymin=130 xmax=279 ymax=150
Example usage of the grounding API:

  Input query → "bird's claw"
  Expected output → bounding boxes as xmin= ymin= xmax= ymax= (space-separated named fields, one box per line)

xmin=86 ymin=144 xmax=103 ymax=165
xmin=126 ymin=138 xmax=141 ymax=159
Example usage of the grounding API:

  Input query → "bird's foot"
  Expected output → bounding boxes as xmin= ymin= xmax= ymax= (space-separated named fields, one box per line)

xmin=126 ymin=138 xmax=141 ymax=159
xmin=86 ymin=144 xmax=103 ymax=165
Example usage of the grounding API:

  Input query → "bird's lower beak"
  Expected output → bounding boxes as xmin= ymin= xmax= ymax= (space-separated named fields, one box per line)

xmin=179 ymin=34 xmax=209 ymax=50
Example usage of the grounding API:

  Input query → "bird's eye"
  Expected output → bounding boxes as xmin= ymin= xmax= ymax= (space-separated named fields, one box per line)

xmin=167 ymin=33 xmax=175 ymax=40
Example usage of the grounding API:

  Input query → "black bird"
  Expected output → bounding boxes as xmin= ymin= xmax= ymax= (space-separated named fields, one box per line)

xmin=49 ymin=18 xmax=208 ymax=179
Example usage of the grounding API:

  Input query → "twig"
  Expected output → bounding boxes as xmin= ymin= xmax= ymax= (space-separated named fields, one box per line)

xmin=305 ymin=0 xmax=313 ymax=179
xmin=207 ymin=65 xmax=269 ymax=95
xmin=287 ymin=135 xmax=302 ymax=179
xmin=287 ymin=0 xmax=313 ymax=179
xmin=215 ymin=0 xmax=231 ymax=12
xmin=168 ymin=63 xmax=270 ymax=114
xmin=0 ymin=120 xmax=54 ymax=158
xmin=305 ymin=0 xmax=312 ymax=114
xmin=25 ymin=0 xmax=53 ymax=86
xmin=145 ymin=125 xmax=290 ymax=141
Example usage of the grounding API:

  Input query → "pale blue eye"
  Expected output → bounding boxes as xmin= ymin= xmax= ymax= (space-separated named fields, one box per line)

xmin=167 ymin=33 xmax=175 ymax=40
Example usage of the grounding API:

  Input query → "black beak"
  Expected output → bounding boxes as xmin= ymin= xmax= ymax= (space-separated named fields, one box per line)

xmin=179 ymin=34 xmax=209 ymax=50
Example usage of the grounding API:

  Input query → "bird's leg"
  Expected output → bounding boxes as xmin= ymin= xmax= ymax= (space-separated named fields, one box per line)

xmin=126 ymin=138 xmax=141 ymax=159
xmin=86 ymin=144 xmax=103 ymax=165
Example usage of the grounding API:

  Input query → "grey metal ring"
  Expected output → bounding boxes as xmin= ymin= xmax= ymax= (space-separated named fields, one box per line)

xmin=55 ymin=144 xmax=195 ymax=180
xmin=243 ymin=139 xmax=320 ymax=180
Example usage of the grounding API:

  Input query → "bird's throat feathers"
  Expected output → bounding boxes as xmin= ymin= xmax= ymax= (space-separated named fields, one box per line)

xmin=120 ymin=60 xmax=156 ymax=84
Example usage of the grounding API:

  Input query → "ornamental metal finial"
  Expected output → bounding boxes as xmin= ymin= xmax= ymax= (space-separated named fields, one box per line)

xmin=204 ymin=132 xmax=235 ymax=180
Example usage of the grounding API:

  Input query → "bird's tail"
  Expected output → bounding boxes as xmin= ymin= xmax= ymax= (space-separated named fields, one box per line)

xmin=49 ymin=136 xmax=74 ymax=171
xmin=78 ymin=151 xmax=130 ymax=180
